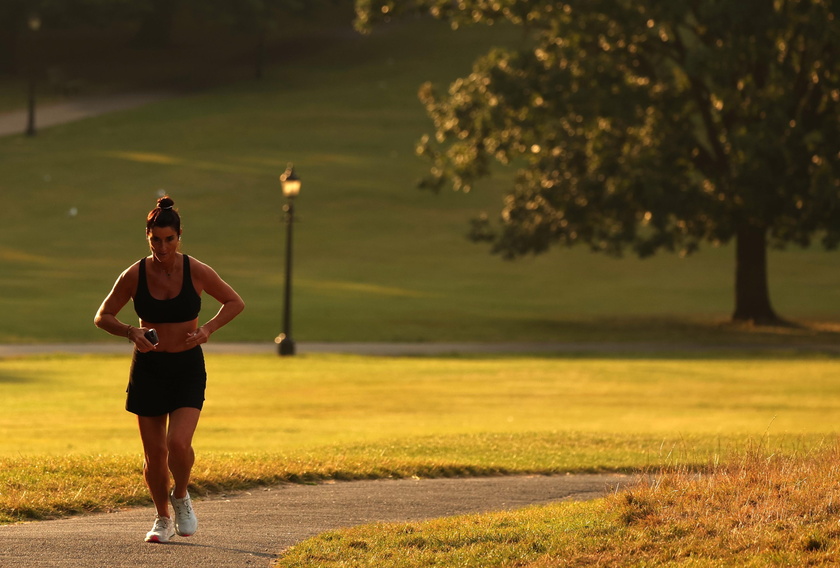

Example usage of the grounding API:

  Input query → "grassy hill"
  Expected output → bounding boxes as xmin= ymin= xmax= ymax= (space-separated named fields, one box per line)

xmin=0 ymin=18 xmax=838 ymax=344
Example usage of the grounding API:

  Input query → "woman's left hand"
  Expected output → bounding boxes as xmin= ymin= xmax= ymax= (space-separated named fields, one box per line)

xmin=186 ymin=326 xmax=210 ymax=347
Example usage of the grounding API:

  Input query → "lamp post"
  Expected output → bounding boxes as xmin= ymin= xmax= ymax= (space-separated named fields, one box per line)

xmin=25 ymin=13 xmax=42 ymax=137
xmin=275 ymin=164 xmax=301 ymax=356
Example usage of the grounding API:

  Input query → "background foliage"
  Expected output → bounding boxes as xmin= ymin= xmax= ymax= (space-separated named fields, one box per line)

xmin=356 ymin=0 xmax=840 ymax=323
xmin=0 ymin=10 xmax=838 ymax=343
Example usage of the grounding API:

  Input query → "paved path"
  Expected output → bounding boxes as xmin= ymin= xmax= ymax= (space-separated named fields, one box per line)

xmin=0 ymin=92 xmax=172 ymax=137
xmin=0 ymin=341 xmax=634 ymax=357
xmin=2 ymin=340 xmax=838 ymax=358
xmin=0 ymin=474 xmax=629 ymax=568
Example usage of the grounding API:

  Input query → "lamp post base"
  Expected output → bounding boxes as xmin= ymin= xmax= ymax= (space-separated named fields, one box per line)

xmin=275 ymin=334 xmax=296 ymax=356
xmin=26 ymin=78 xmax=36 ymax=137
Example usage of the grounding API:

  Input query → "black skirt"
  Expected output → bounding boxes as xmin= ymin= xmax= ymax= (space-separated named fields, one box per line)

xmin=126 ymin=346 xmax=207 ymax=416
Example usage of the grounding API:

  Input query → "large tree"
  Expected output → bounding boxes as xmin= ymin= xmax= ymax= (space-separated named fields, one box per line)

xmin=356 ymin=0 xmax=840 ymax=324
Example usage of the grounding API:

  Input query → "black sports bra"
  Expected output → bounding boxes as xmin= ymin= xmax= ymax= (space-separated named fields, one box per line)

xmin=134 ymin=255 xmax=201 ymax=323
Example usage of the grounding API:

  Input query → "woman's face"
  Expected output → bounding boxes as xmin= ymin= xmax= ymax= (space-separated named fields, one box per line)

xmin=147 ymin=226 xmax=180 ymax=263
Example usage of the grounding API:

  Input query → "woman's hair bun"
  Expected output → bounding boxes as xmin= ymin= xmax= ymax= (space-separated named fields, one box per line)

xmin=146 ymin=195 xmax=181 ymax=233
xmin=157 ymin=196 xmax=175 ymax=210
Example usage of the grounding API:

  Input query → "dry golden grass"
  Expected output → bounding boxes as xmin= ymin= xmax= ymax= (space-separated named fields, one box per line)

xmin=605 ymin=441 xmax=840 ymax=565
xmin=277 ymin=440 xmax=840 ymax=567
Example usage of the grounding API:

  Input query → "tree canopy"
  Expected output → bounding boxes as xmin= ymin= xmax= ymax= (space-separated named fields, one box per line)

xmin=356 ymin=0 xmax=840 ymax=324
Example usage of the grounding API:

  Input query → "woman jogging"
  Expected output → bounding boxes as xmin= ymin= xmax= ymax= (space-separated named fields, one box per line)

xmin=94 ymin=196 xmax=245 ymax=543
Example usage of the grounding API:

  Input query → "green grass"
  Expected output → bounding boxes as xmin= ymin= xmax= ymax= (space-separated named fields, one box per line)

xmin=0 ymin=18 xmax=839 ymax=344
xmin=2 ymin=351 xmax=839 ymax=523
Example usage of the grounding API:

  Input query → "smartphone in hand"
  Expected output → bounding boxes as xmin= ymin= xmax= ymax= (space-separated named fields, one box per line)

xmin=144 ymin=328 xmax=159 ymax=346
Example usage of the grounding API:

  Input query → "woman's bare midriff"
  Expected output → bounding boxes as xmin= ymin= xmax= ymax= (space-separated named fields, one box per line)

xmin=140 ymin=319 xmax=198 ymax=352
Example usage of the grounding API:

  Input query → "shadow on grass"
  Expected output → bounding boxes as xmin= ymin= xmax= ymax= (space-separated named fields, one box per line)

xmin=532 ymin=315 xmax=833 ymax=340
xmin=532 ymin=315 xmax=838 ymax=342
xmin=387 ymin=316 xmax=840 ymax=361
xmin=0 ymin=370 xmax=38 ymax=384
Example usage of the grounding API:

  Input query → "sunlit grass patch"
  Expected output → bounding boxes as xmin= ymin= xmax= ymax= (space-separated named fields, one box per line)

xmin=0 ymin=455 xmax=144 ymax=524
xmin=275 ymin=500 xmax=612 ymax=568
xmin=4 ymin=352 xmax=840 ymax=457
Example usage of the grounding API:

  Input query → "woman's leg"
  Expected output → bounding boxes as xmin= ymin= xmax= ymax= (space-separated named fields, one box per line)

xmin=167 ymin=407 xmax=201 ymax=499
xmin=137 ymin=415 xmax=171 ymax=518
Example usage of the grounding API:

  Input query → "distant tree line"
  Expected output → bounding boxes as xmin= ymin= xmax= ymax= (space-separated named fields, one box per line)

xmin=1 ymin=0 xmax=353 ymax=77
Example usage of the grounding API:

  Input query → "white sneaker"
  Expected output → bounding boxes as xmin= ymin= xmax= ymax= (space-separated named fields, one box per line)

xmin=169 ymin=490 xmax=198 ymax=536
xmin=145 ymin=515 xmax=175 ymax=543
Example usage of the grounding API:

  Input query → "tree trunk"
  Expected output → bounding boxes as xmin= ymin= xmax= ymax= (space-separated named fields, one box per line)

xmin=732 ymin=223 xmax=780 ymax=324
xmin=255 ymin=28 xmax=266 ymax=79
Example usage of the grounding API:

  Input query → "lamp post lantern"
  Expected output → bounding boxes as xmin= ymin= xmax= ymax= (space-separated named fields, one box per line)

xmin=25 ymin=13 xmax=42 ymax=137
xmin=275 ymin=164 xmax=301 ymax=356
